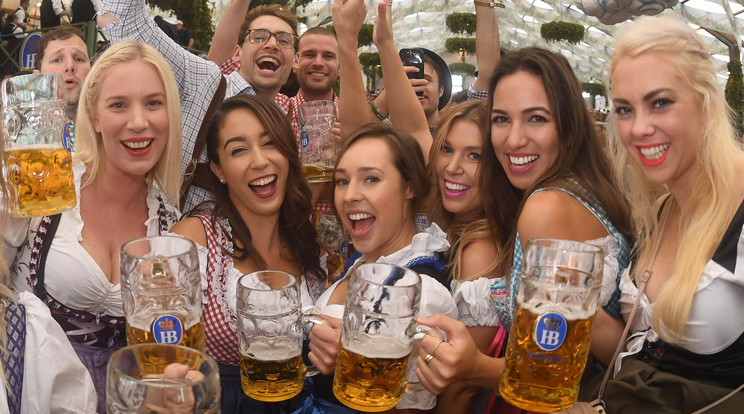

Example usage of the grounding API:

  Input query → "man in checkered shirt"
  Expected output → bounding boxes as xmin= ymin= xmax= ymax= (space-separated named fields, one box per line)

xmin=98 ymin=0 xmax=300 ymax=211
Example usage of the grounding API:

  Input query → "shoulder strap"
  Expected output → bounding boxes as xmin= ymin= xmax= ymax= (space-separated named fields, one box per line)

xmin=180 ymin=76 xmax=227 ymax=209
xmin=593 ymin=199 xmax=671 ymax=404
xmin=33 ymin=214 xmax=62 ymax=300
xmin=3 ymin=301 xmax=25 ymax=414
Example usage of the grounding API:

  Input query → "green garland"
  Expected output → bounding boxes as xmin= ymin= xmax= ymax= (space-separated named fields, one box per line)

xmin=580 ymin=82 xmax=606 ymax=98
xmin=540 ymin=21 xmax=584 ymax=44
xmin=449 ymin=62 xmax=476 ymax=77
xmin=446 ymin=13 xmax=476 ymax=35
xmin=359 ymin=52 xmax=381 ymax=93
xmin=445 ymin=37 xmax=476 ymax=55
xmin=726 ymin=60 xmax=744 ymax=139
xmin=324 ymin=24 xmax=373 ymax=47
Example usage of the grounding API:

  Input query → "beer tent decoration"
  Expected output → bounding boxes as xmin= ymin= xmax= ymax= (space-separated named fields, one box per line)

xmin=291 ymin=0 xmax=744 ymax=85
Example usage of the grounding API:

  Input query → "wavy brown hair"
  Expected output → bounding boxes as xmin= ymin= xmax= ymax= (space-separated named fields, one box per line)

xmin=481 ymin=47 xmax=634 ymax=254
xmin=428 ymin=100 xmax=507 ymax=281
xmin=197 ymin=95 xmax=323 ymax=281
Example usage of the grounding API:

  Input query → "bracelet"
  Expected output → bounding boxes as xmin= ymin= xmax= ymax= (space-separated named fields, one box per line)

xmin=474 ymin=0 xmax=505 ymax=8
xmin=370 ymin=100 xmax=388 ymax=120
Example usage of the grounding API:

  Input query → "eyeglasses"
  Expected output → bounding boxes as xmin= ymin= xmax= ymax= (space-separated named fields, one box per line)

xmin=243 ymin=29 xmax=297 ymax=49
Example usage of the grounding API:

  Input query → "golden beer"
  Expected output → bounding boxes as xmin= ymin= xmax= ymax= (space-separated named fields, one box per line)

xmin=303 ymin=163 xmax=333 ymax=183
xmin=240 ymin=340 xmax=304 ymax=402
xmin=126 ymin=316 xmax=205 ymax=353
xmin=4 ymin=146 xmax=75 ymax=216
xmin=499 ymin=302 xmax=595 ymax=412
xmin=333 ymin=334 xmax=410 ymax=412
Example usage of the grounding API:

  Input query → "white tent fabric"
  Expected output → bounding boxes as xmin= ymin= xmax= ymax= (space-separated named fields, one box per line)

xmin=297 ymin=0 xmax=744 ymax=84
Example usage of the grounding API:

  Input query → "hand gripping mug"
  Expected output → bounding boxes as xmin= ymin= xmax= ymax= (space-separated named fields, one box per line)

xmin=333 ymin=263 xmax=443 ymax=412
xmin=120 ymin=236 xmax=205 ymax=352
xmin=237 ymin=270 xmax=325 ymax=402
xmin=106 ymin=343 xmax=221 ymax=413
xmin=298 ymin=100 xmax=337 ymax=183
xmin=499 ymin=239 xmax=604 ymax=412
xmin=2 ymin=73 xmax=75 ymax=216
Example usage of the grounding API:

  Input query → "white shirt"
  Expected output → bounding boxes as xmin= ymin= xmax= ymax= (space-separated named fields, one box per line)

xmin=315 ymin=223 xmax=458 ymax=410
xmin=0 ymin=292 xmax=97 ymax=413
xmin=6 ymin=163 xmax=180 ymax=319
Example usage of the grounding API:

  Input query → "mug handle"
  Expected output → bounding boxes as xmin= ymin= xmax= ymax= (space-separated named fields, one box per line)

xmin=302 ymin=313 xmax=331 ymax=377
xmin=405 ymin=323 xmax=446 ymax=393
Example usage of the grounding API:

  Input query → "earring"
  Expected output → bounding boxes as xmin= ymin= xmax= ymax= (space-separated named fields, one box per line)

xmin=220 ymin=179 xmax=225 ymax=184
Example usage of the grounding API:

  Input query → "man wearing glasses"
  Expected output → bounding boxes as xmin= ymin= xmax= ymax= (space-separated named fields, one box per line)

xmin=97 ymin=0 xmax=299 ymax=210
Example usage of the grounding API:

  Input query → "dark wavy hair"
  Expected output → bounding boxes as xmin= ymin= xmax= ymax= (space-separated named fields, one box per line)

xmin=334 ymin=123 xmax=430 ymax=219
xmin=481 ymin=47 xmax=633 ymax=252
xmin=198 ymin=95 xmax=323 ymax=281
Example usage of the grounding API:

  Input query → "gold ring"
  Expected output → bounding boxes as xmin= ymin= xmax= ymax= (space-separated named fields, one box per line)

xmin=424 ymin=353 xmax=434 ymax=364
xmin=432 ymin=340 xmax=444 ymax=358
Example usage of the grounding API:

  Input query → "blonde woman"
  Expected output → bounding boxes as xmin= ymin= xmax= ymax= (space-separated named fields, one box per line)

xmin=4 ymin=41 xmax=183 ymax=412
xmin=604 ymin=16 xmax=744 ymax=411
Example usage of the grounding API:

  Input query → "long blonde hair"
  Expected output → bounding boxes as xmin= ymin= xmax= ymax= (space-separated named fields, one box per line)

xmin=428 ymin=100 xmax=506 ymax=281
xmin=609 ymin=17 xmax=744 ymax=343
xmin=74 ymin=41 xmax=183 ymax=205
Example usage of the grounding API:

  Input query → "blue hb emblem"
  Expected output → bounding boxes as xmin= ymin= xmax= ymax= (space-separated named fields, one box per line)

xmin=534 ymin=312 xmax=567 ymax=351
xmin=300 ymin=130 xmax=310 ymax=148
xmin=62 ymin=121 xmax=72 ymax=153
xmin=151 ymin=315 xmax=184 ymax=345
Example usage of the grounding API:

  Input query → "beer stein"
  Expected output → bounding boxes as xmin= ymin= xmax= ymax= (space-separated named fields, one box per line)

xmin=500 ymin=239 xmax=604 ymax=412
xmin=298 ymin=100 xmax=337 ymax=183
xmin=120 ymin=235 xmax=205 ymax=351
xmin=106 ymin=343 xmax=221 ymax=413
xmin=2 ymin=73 xmax=75 ymax=216
xmin=237 ymin=270 xmax=325 ymax=402
xmin=333 ymin=263 xmax=442 ymax=412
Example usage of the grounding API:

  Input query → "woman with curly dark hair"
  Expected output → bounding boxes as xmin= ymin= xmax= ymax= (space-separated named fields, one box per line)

xmin=169 ymin=95 xmax=325 ymax=413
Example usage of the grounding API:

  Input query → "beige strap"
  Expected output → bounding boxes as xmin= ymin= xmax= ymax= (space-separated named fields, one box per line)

xmin=593 ymin=198 xmax=671 ymax=404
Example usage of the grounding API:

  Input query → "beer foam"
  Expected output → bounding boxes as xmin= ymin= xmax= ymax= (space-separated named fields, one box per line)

xmin=7 ymin=143 xmax=65 ymax=151
xmin=518 ymin=299 xmax=595 ymax=321
xmin=246 ymin=339 xmax=301 ymax=361
xmin=344 ymin=334 xmax=410 ymax=359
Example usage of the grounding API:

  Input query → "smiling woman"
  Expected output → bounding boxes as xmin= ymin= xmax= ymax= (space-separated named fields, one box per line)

xmin=3 ymin=40 xmax=183 ymax=413
xmin=168 ymin=95 xmax=326 ymax=413
xmin=306 ymin=123 xmax=458 ymax=412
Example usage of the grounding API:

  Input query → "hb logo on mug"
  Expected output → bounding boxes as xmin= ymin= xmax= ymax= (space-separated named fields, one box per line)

xmin=534 ymin=312 xmax=567 ymax=351
xmin=152 ymin=315 xmax=184 ymax=345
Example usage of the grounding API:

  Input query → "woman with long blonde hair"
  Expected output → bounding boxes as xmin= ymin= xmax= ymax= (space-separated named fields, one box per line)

xmin=4 ymin=40 xmax=183 ymax=412
xmin=603 ymin=16 xmax=744 ymax=411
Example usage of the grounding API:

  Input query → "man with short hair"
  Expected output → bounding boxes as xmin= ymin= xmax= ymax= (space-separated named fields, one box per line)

xmin=286 ymin=27 xmax=340 ymax=138
xmin=174 ymin=20 xmax=193 ymax=48
xmin=372 ymin=48 xmax=452 ymax=133
xmin=35 ymin=26 xmax=92 ymax=151
xmin=98 ymin=0 xmax=300 ymax=209
xmin=15 ymin=0 xmax=31 ymax=30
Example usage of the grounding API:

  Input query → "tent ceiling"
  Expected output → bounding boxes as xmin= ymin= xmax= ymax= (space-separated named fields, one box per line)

xmin=299 ymin=0 xmax=744 ymax=84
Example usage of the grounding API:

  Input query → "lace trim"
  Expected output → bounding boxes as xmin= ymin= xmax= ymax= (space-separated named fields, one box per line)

xmin=200 ymin=214 xmax=238 ymax=332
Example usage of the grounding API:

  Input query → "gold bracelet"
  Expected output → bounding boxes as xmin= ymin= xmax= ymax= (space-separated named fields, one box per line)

xmin=474 ymin=0 xmax=505 ymax=8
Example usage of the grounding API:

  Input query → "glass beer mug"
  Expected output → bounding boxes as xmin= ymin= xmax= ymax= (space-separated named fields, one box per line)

xmin=237 ymin=270 xmax=324 ymax=402
xmin=2 ymin=73 xmax=75 ymax=216
xmin=120 ymin=235 xmax=205 ymax=351
xmin=298 ymin=100 xmax=337 ymax=183
xmin=333 ymin=263 xmax=443 ymax=412
xmin=106 ymin=343 xmax=221 ymax=413
xmin=499 ymin=239 xmax=604 ymax=412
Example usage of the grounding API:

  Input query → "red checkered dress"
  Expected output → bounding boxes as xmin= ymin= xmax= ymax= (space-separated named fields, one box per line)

xmin=197 ymin=214 xmax=241 ymax=365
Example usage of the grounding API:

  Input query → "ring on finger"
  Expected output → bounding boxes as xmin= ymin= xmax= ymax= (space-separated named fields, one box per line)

xmin=424 ymin=353 xmax=434 ymax=364
xmin=431 ymin=340 xmax=444 ymax=358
